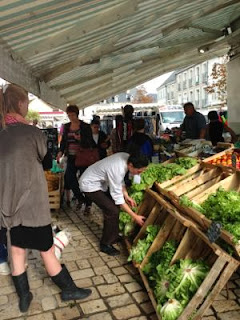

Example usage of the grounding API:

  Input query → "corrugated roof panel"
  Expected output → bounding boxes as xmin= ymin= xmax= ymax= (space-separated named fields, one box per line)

xmin=0 ymin=0 xmax=239 ymax=108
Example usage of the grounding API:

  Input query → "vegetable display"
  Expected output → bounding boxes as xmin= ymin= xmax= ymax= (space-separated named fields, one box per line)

xmin=131 ymin=157 xmax=197 ymax=192
xmin=128 ymin=225 xmax=160 ymax=263
xmin=180 ymin=187 xmax=240 ymax=243
xmin=119 ymin=157 xmax=197 ymax=235
xmin=208 ymin=151 xmax=240 ymax=169
xmin=143 ymin=241 xmax=209 ymax=320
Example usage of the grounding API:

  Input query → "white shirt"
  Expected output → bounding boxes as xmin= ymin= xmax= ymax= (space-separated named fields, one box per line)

xmin=79 ymin=152 xmax=129 ymax=205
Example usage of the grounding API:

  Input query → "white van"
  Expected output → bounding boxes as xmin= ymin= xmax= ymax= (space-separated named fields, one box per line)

xmin=158 ymin=109 xmax=185 ymax=132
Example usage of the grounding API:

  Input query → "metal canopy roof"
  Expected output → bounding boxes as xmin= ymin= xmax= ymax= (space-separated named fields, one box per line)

xmin=1 ymin=0 xmax=240 ymax=110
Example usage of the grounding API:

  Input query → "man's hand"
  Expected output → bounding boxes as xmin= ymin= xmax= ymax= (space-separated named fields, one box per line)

xmin=134 ymin=215 xmax=146 ymax=226
xmin=125 ymin=195 xmax=136 ymax=208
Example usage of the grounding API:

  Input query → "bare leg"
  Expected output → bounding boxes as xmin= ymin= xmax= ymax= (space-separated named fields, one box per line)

xmin=40 ymin=245 xmax=61 ymax=276
xmin=11 ymin=246 xmax=27 ymax=276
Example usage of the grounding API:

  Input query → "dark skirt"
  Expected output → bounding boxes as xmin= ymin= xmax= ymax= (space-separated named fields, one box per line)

xmin=0 ymin=224 xmax=53 ymax=252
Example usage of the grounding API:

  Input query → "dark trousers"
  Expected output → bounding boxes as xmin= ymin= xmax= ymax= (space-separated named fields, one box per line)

xmin=64 ymin=158 xmax=91 ymax=206
xmin=84 ymin=191 xmax=119 ymax=245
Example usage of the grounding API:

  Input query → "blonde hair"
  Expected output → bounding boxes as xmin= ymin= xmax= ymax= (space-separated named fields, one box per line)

xmin=0 ymin=83 xmax=28 ymax=128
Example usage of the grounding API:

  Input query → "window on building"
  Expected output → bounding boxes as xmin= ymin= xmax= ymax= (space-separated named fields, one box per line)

xmin=189 ymin=91 xmax=193 ymax=102
xmin=189 ymin=69 xmax=193 ymax=87
xmin=183 ymin=73 xmax=187 ymax=89
xmin=195 ymin=67 xmax=200 ymax=84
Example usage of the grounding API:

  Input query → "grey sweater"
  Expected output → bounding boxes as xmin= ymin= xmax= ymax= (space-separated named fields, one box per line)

xmin=0 ymin=123 xmax=52 ymax=230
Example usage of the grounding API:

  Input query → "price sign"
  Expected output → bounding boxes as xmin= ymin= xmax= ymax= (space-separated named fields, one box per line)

xmin=231 ymin=153 xmax=237 ymax=168
xmin=206 ymin=221 xmax=222 ymax=243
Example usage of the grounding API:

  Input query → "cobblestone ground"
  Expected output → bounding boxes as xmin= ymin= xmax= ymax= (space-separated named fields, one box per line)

xmin=0 ymin=204 xmax=239 ymax=320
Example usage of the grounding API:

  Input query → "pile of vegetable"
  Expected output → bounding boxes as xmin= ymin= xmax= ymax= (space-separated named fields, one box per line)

xmin=142 ymin=241 xmax=209 ymax=320
xmin=119 ymin=190 xmax=145 ymax=237
xmin=119 ymin=157 xmax=198 ymax=236
xmin=208 ymin=151 xmax=240 ymax=169
xmin=131 ymin=157 xmax=198 ymax=192
xmin=128 ymin=225 xmax=160 ymax=263
xmin=180 ymin=187 xmax=240 ymax=243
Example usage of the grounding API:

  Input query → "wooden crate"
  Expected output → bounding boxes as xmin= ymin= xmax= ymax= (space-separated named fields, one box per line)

xmin=45 ymin=172 xmax=64 ymax=210
xmin=134 ymin=189 xmax=239 ymax=320
xmin=203 ymin=147 xmax=240 ymax=170
xmin=156 ymin=162 xmax=233 ymax=200
xmin=155 ymin=169 xmax=240 ymax=258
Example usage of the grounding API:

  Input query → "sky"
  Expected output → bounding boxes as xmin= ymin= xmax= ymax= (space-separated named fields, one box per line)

xmin=139 ymin=72 xmax=172 ymax=93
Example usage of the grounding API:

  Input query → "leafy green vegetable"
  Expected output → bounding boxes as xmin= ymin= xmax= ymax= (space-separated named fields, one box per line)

xmin=131 ymin=157 xmax=197 ymax=192
xmin=167 ymin=259 xmax=209 ymax=306
xmin=179 ymin=195 xmax=206 ymax=214
xmin=201 ymin=187 xmax=240 ymax=242
xmin=202 ymin=187 xmax=240 ymax=224
xmin=123 ymin=221 xmax=135 ymax=237
xmin=128 ymin=190 xmax=145 ymax=205
xmin=175 ymin=157 xmax=198 ymax=169
xmin=119 ymin=211 xmax=132 ymax=232
xmin=159 ymin=298 xmax=184 ymax=320
xmin=128 ymin=225 xmax=160 ymax=263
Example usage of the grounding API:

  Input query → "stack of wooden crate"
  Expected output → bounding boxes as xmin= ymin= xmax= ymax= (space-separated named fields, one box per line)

xmin=127 ymin=190 xmax=239 ymax=320
xmin=45 ymin=171 xmax=64 ymax=210
xmin=125 ymin=160 xmax=240 ymax=319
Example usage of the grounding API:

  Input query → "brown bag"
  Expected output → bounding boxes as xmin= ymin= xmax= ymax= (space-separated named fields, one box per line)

xmin=75 ymin=147 xmax=99 ymax=167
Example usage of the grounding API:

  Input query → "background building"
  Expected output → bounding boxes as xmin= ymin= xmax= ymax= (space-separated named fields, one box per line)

xmin=156 ymin=58 xmax=223 ymax=109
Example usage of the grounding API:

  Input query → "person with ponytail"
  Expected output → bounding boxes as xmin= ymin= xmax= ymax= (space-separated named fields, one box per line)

xmin=0 ymin=84 xmax=91 ymax=313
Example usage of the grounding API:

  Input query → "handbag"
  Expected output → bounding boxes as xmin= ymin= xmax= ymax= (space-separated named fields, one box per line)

xmin=75 ymin=147 xmax=99 ymax=167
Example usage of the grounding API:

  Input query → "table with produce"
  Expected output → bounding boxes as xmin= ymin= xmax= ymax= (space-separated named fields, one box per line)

xmin=118 ymin=154 xmax=240 ymax=320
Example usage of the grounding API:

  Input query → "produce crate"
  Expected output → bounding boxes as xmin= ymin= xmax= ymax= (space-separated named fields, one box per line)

xmin=45 ymin=172 xmax=64 ymax=210
xmin=155 ymin=169 xmax=240 ymax=258
xmin=156 ymin=162 xmax=233 ymax=199
xmin=155 ymin=162 xmax=233 ymax=200
xmin=203 ymin=148 xmax=240 ymax=170
xmin=134 ymin=189 xmax=239 ymax=320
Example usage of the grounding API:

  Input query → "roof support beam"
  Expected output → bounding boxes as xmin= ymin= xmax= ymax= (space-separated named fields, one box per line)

xmin=0 ymin=44 xmax=66 ymax=108
xmin=162 ymin=0 xmax=240 ymax=36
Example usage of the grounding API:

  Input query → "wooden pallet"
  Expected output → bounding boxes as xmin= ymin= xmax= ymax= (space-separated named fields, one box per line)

xmin=134 ymin=189 xmax=239 ymax=320
xmin=155 ymin=170 xmax=240 ymax=258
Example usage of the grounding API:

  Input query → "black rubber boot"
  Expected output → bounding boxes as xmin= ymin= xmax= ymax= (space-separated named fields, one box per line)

xmin=12 ymin=271 xmax=33 ymax=312
xmin=51 ymin=264 xmax=92 ymax=301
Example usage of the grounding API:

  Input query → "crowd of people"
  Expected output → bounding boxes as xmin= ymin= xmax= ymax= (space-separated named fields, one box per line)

xmin=0 ymin=83 xmax=237 ymax=313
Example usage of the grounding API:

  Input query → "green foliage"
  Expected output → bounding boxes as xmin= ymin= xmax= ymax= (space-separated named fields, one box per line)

xmin=179 ymin=195 xmax=206 ymax=214
xmin=131 ymin=157 xmax=197 ymax=192
xmin=128 ymin=225 xmax=160 ymax=263
xmin=26 ymin=109 xmax=40 ymax=122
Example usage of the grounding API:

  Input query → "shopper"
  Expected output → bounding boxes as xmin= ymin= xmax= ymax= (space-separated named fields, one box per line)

xmin=127 ymin=118 xmax=153 ymax=161
xmin=0 ymin=84 xmax=91 ymax=313
xmin=110 ymin=105 xmax=135 ymax=153
xmin=57 ymin=105 xmax=95 ymax=210
xmin=91 ymin=118 xmax=110 ymax=159
xmin=207 ymin=110 xmax=236 ymax=146
xmin=79 ymin=152 xmax=149 ymax=256
xmin=180 ymin=102 xmax=207 ymax=139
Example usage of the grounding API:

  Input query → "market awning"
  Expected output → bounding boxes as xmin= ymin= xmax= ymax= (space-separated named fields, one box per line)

xmin=0 ymin=0 xmax=240 ymax=109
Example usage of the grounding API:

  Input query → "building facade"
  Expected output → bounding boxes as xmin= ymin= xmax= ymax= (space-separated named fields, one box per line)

xmin=157 ymin=58 xmax=223 ymax=109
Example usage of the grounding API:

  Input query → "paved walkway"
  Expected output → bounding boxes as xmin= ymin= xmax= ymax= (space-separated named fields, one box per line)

xmin=0 ymin=204 xmax=239 ymax=320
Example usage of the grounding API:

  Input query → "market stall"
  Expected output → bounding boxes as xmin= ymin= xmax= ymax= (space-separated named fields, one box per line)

xmin=120 ymin=151 xmax=240 ymax=319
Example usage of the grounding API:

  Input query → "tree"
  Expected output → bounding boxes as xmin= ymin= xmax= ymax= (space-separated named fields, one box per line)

xmin=132 ymin=85 xmax=154 ymax=103
xmin=205 ymin=56 xmax=228 ymax=104
xmin=26 ymin=109 xmax=40 ymax=122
